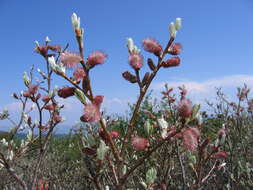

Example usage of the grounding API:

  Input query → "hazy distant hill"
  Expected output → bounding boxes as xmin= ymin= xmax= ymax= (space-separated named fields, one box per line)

xmin=0 ymin=131 xmax=68 ymax=140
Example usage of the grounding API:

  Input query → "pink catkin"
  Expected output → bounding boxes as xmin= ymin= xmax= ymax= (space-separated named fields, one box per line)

xmin=93 ymin=95 xmax=104 ymax=107
xmin=162 ymin=56 xmax=181 ymax=68
xmin=57 ymin=87 xmax=75 ymax=99
xmin=212 ymin=151 xmax=228 ymax=159
xmin=142 ymin=38 xmax=163 ymax=56
xmin=132 ymin=136 xmax=149 ymax=151
xmin=44 ymin=104 xmax=55 ymax=111
xmin=23 ymin=91 xmax=31 ymax=97
xmin=73 ymin=67 xmax=86 ymax=81
xmin=53 ymin=113 xmax=62 ymax=123
xmin=182 ymin=127 xmax=200 ymax=152
xmin=82 ymin=103 xmax=101 ymax=123
xmin=178 ymin=98 xmax=193 ymax=118
xmin=28 ymin=84 xmax=39 ymax=95
xmin=129 ymin=53 xmax=143 ymax=70
xmin=42 ymin=95 xmax=51 ymax=102
xmin=82 ymin=96 xmax=104 ymax=123
xmin=60 ymin=52 xmax=82 ymax=68
xmin=169 ymin=43 xmax=182 ymax=55
xmin=87 ymin=51 xmax=107 ymax=66
xmin=110 ymin=130 xmax=120 ymax=139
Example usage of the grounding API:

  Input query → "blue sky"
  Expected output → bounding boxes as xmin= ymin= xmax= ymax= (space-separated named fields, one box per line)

xmin=1 ymin=0 xmax=253 ymax=132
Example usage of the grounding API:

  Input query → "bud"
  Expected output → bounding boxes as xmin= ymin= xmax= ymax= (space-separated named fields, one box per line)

xmin=49 ymin=56 xmax=66 ymax=74
xmin=146 ymin=168 xmax=157 ymax=185
xmin=82 ymin=147 xmax=96 ymax=156
xmin=218 ymin=129 xmax=226 ymax=145
xmin=34 ymin=40 xmax=40 ymax=47
xmin=53 ymin=113 xmax=63 ymax=123
xmin=58 ymin=87 xmax=75 ymax=99
xmin=126 ymin=38 xmax=140 ymax=54
xmin=122 ymin=71 xmax=137 ymax=83
xmin=45 ymin=36 xmax=51 ymax=43
xmin=23 ymin=91 xmax=31 ymax=97
xmin=35 ymin=45 xmax=48 ymax=57
xmin=132 ymin=136 xmax=149 ymax=151
xmin=27 ymin=129 xmax=33 ymax=141
xmin=22 ymin=113 xmax=29 ymax=124
xmin=196 ymin=112 xmax=203 ymax=125
xmin=7 ymin=150 xmax=14 ymax=161
xmin=42 ymin=95 xmax=51 ymax=103
xmin=178 ymin=98 xmax=193 ymax=118
xmin=122 ymin=165 xmax=127 ymax=175
xmin=35 ymin=93 xmax=41 ymax=101
xmin=192 ymin=104 xmax=201 ymax=119
xmin=140 ymin=181 xmax=147 ymax=188
xmin=97 ymin=140 xmax=109 ymax=160
xmin=110 ymin=130 xmax=120 ymax=139
xmin=126 ymin=38 xmax=134 ymax=53
xmin=44 ymin=104 xmax=55 ymax=111
xmin=158 ymin=117 xmax=169 ymax=139
xmin=133 ymin=45 xmax=141 ymax=54
xmin=162 ymin=56 xmax=180 ymax=68
xmin=0 ymin=138 xmax=8 ymax=147
xmin=147 ymin=58 xmax=156 ymax=71
xmin=82 ymin=77 xmax=89 ymax=94
xmin=200 ymin=138 xmax=210 ymax=152
xmin=11 ymin=93 xmax=19 ymax=99
xmin=71 ymin=13 xmax=80 ymax=30
xmin=212 ymin=151 xmax=228 ymax=159
xmin=94 ymin=96 xmax=104 ymax=107
xmin=74 ymin=88 xmax=86 ymax=104
xmin=142 ymin=72 xmax=150 ymax=86
xmin=175 ymin=18 xmax=182 ymax=31
xmin=188 ymin=154 xmax=197 ymax=164
xmin=144 ymin=119 xmax=153 ymax=136
xmin=169 ymin=22 xmax=177 ymax=38
xmin=57 ymin=63 xmax=66 ymax=74
xmin=48 ymin=45 xmax=61 ymax=52
xmin=157 ymin=117 xmax=168 ymax=130
xmin=28 ymin=84 xmax=39 ymax=95
xmin=23 ymin=72 xmax=30 ymax=86
xmin=31 ymin=103 xmax=36 ymax=110
xmin=48 ymin=56 xmax=57 ymax=69
xmin=168 ymin=43 xmax=182 ymax=55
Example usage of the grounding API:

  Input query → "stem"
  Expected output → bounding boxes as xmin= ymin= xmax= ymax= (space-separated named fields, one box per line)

xmin=201 ymin=161 xmax=218 ymax=184
xmin=176 ymin=140 xmax=186 ymax=190
xmin=8 ymin=98 xmax=28 ymax=140
xmin=34 ymin=99 xmax=43 ymax=153
xmin=99 ymin=119 xmax=122 ymax=163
